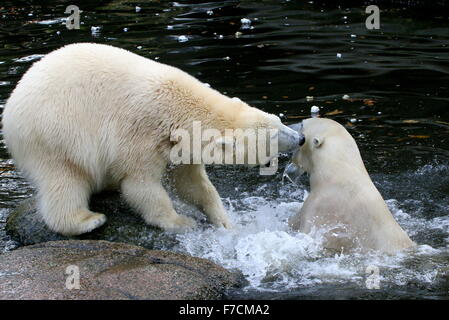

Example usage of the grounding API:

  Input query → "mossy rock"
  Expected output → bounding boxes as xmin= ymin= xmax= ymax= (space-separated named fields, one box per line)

xmin=6 ymin=192 xmax=177 ymax=250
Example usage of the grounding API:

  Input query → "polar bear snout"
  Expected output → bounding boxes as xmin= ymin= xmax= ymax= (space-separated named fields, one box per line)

xmin=278 ymin=125 xmax=302 ymax=152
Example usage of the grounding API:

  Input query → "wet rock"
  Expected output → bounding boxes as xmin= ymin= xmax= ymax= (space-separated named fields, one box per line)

xmin=6 ymin=192 xmax=177 ymax=249
xmin=0 ymin=240 xmax=244 ymax=299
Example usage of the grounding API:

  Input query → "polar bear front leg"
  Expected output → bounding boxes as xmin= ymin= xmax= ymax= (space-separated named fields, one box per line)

xmin=121 ymin=174 xmax=197 ymax=232
xmin=172 ymin=164 xmax=232 ymax=229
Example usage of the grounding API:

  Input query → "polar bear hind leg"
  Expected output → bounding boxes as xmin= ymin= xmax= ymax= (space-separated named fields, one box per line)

xmin=172 ymin=164 xmax=232 ymax=228
xmin=36 ymin=161 xmax=107 ymax=236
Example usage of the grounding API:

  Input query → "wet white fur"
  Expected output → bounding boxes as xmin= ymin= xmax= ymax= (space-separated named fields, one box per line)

xmin=289 ymin=118 xmax=415 ymax=253
xmin=2 ymin=43 xmax=292 ymax=235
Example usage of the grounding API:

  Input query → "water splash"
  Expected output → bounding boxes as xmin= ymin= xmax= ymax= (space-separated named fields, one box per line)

xmin=175 ymin=164 xmax=449 ymax=293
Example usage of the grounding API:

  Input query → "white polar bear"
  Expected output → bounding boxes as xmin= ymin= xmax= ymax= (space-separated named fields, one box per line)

xmin=2 ymin=43 xmax=301 ymax=236
xmin=288 ymin=117 xmax=415 ymax=253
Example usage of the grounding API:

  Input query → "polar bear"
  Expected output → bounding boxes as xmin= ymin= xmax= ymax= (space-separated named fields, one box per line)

xmin=2 ymin=43 xmax=301 ymax=236
xmin=288 ymin=117 xmax=415 ymax=253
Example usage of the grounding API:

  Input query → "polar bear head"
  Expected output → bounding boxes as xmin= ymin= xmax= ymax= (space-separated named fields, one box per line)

xmin=292 ymin=117 xmax=363 ymax=174
xmin=224 ymin=97 xmax=303 ymax=154
xmin=170 ymin=94 xmax=303 ymax=169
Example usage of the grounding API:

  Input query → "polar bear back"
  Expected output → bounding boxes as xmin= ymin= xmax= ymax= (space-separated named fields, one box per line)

xmin=2 ymin=43 xmax=217 ymax=187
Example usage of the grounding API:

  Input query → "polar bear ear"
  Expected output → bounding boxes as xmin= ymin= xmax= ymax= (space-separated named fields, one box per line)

xmin=313 ymin=136 xmax=324 ymax=148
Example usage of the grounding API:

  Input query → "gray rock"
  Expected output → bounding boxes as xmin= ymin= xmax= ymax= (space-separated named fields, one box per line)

xmin=0 ymin=240 xmax=244 ymax=299
xmin=6 ymin=192 xmax=178 ymax=249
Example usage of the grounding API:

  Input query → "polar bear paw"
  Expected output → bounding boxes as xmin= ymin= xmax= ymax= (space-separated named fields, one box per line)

xmin=210 ymin=216 xmax=233 ymax=229
xmin=159 ymin=214 xmax=197 ymax=233
xmin=78 ymin=211 xmax=107 ymax=233
xmin=58 ymin=210 xmax=107 ymax=236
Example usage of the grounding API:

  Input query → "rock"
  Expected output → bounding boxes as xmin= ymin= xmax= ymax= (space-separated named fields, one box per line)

xmin=6 ymin=192 xmax=178 ymax=249
xmin=0 ymin=240 xmax=244 ymax=299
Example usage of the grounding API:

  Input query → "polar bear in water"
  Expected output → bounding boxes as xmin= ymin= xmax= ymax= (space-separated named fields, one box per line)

xmin=2 ymin=43 xmax=301 ymax=236
xmin=288 ymin=117 xmax=415 ymax=253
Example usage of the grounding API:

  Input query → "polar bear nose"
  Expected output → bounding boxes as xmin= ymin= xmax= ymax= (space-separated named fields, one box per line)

xmin=299 ymin=135 xmax=306 ymax=146
xmin=278 ymin=125 xmax=301 ymax=152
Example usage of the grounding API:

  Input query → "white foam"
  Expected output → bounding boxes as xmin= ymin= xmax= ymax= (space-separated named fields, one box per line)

xmin=13 ymin=54 xmax=45 ymax=63
xmin=36 ymin=18 xmax=66 ymax=25
xmin=177 ymin=35 xmax=189 ymax=42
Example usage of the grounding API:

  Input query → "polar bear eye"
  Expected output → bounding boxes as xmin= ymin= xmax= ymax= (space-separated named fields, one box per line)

xmin=313 ymin=137 xmax=323 ymax=148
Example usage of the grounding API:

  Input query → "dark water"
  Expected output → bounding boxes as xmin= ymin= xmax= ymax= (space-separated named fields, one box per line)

xmin=0 ymin=0 xmax=448 ymax=299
